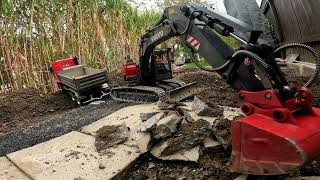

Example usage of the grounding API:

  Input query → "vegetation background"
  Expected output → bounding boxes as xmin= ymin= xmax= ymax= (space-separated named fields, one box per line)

xmin=0 ymin=0 xmax=236 ymax=94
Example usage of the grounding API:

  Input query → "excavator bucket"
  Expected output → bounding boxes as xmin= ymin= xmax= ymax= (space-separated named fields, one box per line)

xmin=228 ymin=90 xmax=320 ymax=175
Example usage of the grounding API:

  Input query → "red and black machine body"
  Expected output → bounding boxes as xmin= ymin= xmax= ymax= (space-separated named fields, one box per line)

xmin=51 ymin=57 xmax=110 ymax=105
xmin=51 ymin=57 xmax=79 ymax=86
xmin=118 ymin=4 xmax=320 ymax=175
xmin=122 ymin=48 xmax=173 ymax=84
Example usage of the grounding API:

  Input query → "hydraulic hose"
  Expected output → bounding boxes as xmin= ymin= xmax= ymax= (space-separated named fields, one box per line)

xmin=232 ymin=50 xmax=270 ymax=69
xmin=274 ymin=43 xmax=320 ymax=87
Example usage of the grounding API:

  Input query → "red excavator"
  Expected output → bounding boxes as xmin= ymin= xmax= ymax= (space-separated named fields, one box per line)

xmin=112 ymin=5 xmax=320 ymax=175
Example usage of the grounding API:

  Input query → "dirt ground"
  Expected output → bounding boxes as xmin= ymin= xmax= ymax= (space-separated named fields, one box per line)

xmin=0 ymin=72 xmax=125 ymax=134
xmin=175 ymin=71 xmax=240 ymax=108
xmin=0 ymin=89 xmax=78 ymax=134
xmin=0 ymin=70 xmax=319 ymax=179
xmin=175 ymin=70 xmax=320 ymax=108
xmin=118 ymin=70 xmax=320 ymax=180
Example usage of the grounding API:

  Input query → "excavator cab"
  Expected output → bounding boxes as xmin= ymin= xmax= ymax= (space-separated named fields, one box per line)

xmin=152 ymin=48 xmax=173 ymax=82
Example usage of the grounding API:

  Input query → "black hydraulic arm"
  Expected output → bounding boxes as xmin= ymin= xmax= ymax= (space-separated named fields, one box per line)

xmin=139 ymin=5 xmax=288 ymax=92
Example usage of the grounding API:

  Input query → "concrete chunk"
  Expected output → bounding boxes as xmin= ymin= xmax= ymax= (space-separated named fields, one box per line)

xmin=138 ymin=112 xmax=165 ymax=132
xmin=151 ymin=141 xmax=200 ymax=162
xmin=94 ymin=123 xmax=129 ymax=152
xmin=0 ymin=156 xmax=30 ymax=180
xmin=203 ymin=137 xmax=221 ymax=149
xmin=135 ymin=132 xmax=152 ymax=153
xmin=159 ymin=119 xmax=211 ymax=156
xmin=177 ymin=107 xmax=194 ymax=122
xmin=152 ymin=115 xmax=183 ymax=140
xmin=192 ymin=96 xmax=224 ymax=117
xmin=140 ymin=112 xmax=160 ymax=122
xmin=6 ymin=131 xmax=142 ymax=180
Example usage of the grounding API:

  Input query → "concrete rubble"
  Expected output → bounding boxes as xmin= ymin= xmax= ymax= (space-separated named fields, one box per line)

xmin=138 ymin=112 xmax=165 ymax=132
xmin=94 ymin=123 xmax=129 ymax=152
xmin=158 ymin=119 xmax=211 ymax=156
xmin=152 ymin=114 xmax=183 ymax=140
xmin=140 ymin=112 xmax=160 ymax=122
xmin=1 ymin=98 xmax=243 ymax=179
xmin=192 ymin=96 xmax=224 ymax=117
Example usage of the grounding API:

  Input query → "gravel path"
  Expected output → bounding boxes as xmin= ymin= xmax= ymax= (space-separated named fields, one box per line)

xmin=0 ymin=98 xmax=131 ymax=156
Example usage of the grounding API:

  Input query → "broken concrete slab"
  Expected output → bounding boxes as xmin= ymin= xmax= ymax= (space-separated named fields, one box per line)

xmin=140 ymin=112 xmax=160 ymax=122
xmin=135 ymin=132 xmax=152 ymax=153
xmin=192 ymin=96 xmax=224 ymax=117
xmin=81 ymin=104 xmax=158 ymax=148
xmin=152 ymin=115 xmax=183 ymax=140
xmin=0 ymin=156 xmax=30 ymax=180
xmin=177 ymin=106 xmax=194 ymax=122
xmin=7 ymin=131 xmax=141 ymax=180
xmin=95 ymin=123 xmax=129 ymax=152
xmin=157 ymin=101 xmax=176 ymax=110
xmin=138 ymin=112 xmax=166 ymax=132
xmin=151 ymin=141 xmax=200 ymax=162
xmin=203 ymin=137 xmax=221 ymax=149
xmin=181 ymin=102 xmax=240 ymax=126
xmin=159 ymin=119 xmax=211 ymax=156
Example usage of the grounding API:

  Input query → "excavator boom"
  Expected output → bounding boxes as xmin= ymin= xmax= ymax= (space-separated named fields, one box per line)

xmin=111 ymin=4 xmax=320 ymax=175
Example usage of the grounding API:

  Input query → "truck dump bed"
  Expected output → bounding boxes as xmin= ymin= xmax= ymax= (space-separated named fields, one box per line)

xmin=58 ymin=65 xmax=108 ymax=92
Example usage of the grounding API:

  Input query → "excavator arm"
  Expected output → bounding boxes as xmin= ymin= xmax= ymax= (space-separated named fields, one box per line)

xmin=115 ymin=5 xmax=320 ymax=175
xmin=138 ymin=5 xmax=288 ymax=94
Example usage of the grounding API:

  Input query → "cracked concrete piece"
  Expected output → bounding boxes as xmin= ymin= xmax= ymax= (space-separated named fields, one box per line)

xmin=151 ymin=141 xmax=200 ymax=162
xmin=138 ymin=112 xmax=166 ymax=132
xmin=152 ymin=115 xmax=183 ymax=140
xmin=81 ymin=104 xmax=158 ymax=148
xmin=135 ymin=132 xmax=152 ymax=153
xmin=192 ymin=96 xmax=224 ymax=117
xmin=177 ymin=107 xmax=194 ymax=122
xmin=7 ymin=131 xmax=141 ymax=180
xmin=94 ymin=123 xmax=129 ymax=152
xmin=182 ymin=102 xmax=240 ymax=126
xmin=0 ymin=156 xmax=30 ymax=180
xmin=203 ymin=137 xmax=221 ymax=149
xmin=140 ymin=112 xmax=160 ymax=122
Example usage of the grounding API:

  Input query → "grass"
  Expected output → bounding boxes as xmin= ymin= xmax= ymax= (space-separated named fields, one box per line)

xmin=185 ymin=59 xmax=211 ymax=69
xmin=0 ymin=0 xmax=161 ymax=93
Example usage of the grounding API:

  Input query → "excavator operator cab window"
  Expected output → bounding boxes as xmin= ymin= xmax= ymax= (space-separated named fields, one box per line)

xmin=152 ymin=48 xmax=173 ymax=81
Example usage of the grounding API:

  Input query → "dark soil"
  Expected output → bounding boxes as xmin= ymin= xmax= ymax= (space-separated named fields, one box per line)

xmin=0 ymin=88 xmax=77 ymax=134
xmin=107 ymin=71 xmax=127 ymax=87
xmin=115 ymin=151 xmax=239 ymax=180
xmin=175 ymin=71 xmax=241 ymax=108
xmin=176 ymin=70 xmax=320 ymax=108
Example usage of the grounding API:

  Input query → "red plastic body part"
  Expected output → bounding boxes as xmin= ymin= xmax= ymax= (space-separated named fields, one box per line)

xmin=229 ymin=88 xmax=320 ymax=175
xmin=122 ymin=59 xmax=138 ymax=81
xmin=51 ymin=57 xmax=78 ymax=84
